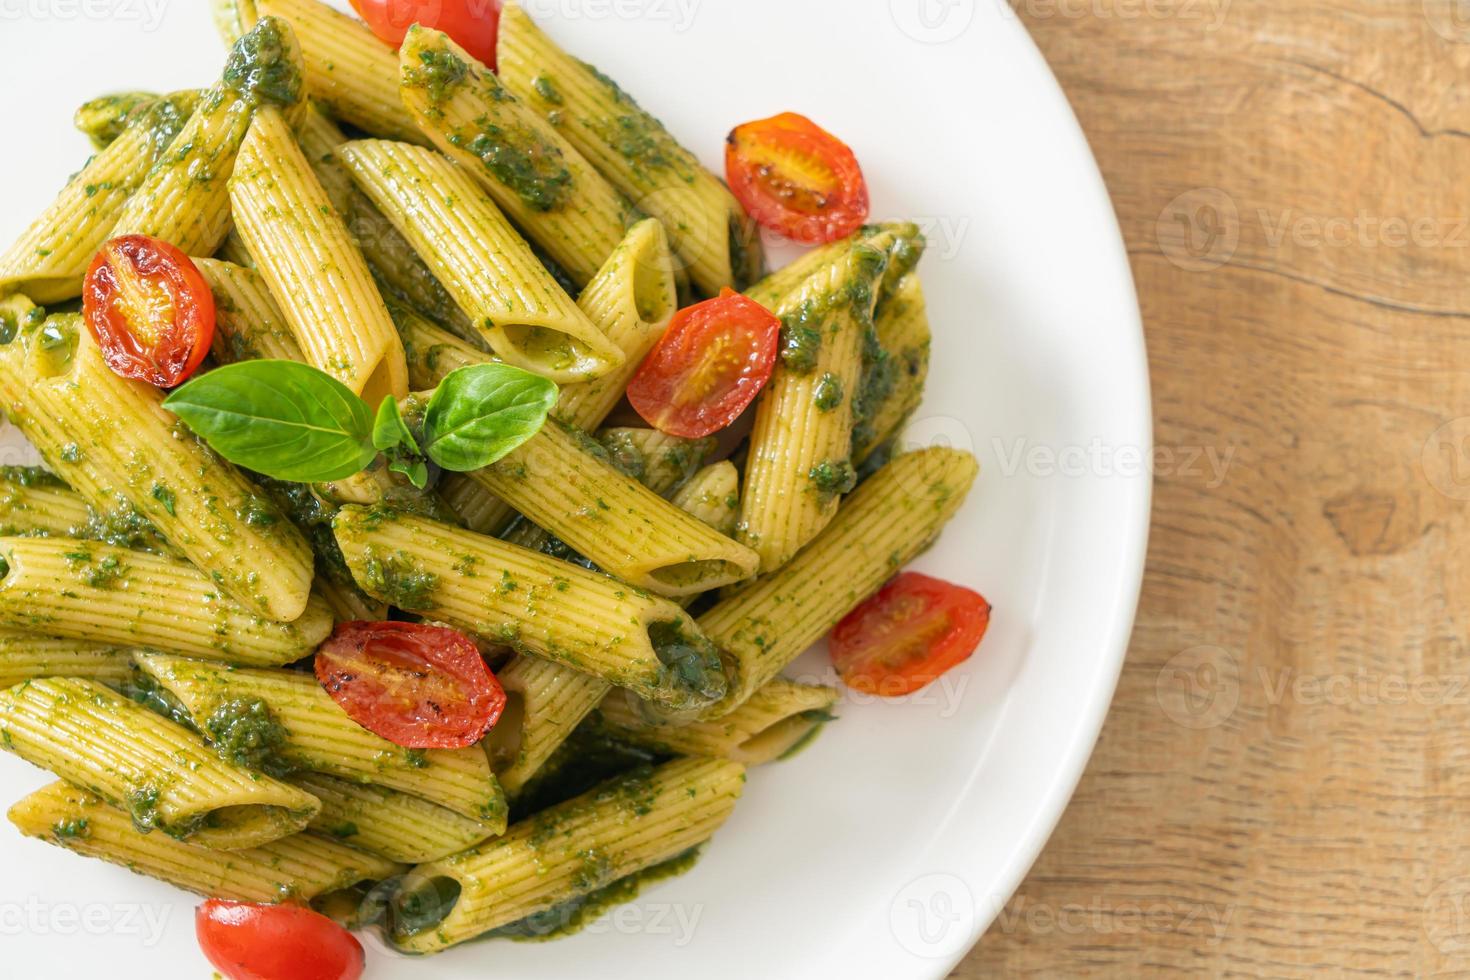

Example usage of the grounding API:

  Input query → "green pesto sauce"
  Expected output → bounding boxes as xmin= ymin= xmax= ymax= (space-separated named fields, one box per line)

xmin=648 ymin=621 xmax=726 ymax=703
xmin=592 ymin=429 xmax=648 ymax=482
xmin=51 ymin=817 xmax=90 ymax=840
xmin=813 ymin=372 xmax=845 ymax=412
xmin=488 ymin=849 xmax=703 ymax=943
xmin=510 ymin=724 xmax=663 ymax=821
xmin=74 ymin=91 xmax=157 ymax=149
xmin=531 ymin=75 xmax=564 ymax=106
xmin=0 ymin=466 xmax=65 ymax=489
xmin=778 ymin=315 xmax=824 ymax=375
xmin=204 ymin=698 xmax=295 ymax=777
xmin=79 ymin=499 xmax=163 ymax=551
xmin=778 ymin=710 xmax=838 ymax=761
xmin=0 ymin=310 xmax=18 ymax=346
xmin=126 ymin=786 xmax=161 ymax=834
xmin=808 ymin=459 xmax=857 ymax=501
xmin=408 ymin=45 xmax=469 ymax=104
xmin=460 ymin=122 xmax=573 ymax=213
xmin=223 ymin=19 xmax=304 ymax=107
xmin=121 ymin=669 xmax=197 ymax=730
xmin=362 ymin=548 xmax=440 ymax=612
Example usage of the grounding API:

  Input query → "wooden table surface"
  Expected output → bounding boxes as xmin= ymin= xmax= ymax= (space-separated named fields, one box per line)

xmin=956 ymin=1 xmax=1470 ymax=974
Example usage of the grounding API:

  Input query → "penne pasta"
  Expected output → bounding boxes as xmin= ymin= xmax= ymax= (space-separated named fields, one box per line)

xmin=383 ymin=757 xmax=745 ymax=954
xmin=194 ymin=257 xmax=307 ymax=362
xmin=0 ymin=678 xmax=320 ymax=850
xmin=292 ymin=772 xmax=496 ymax=864
xmin=398 ymin=27 xmax=635 ymax=288
xmin=0 ymin=90 xmax=198 ymax=303
xmin=0 ymin=537 xmax=332 ymax=665
xmin=133 ymin=653 xmax=507 ymax=827
xmin=0 ymin=629 xmax=134 ymax=690
xmin=111 ymin=18 xmax=307 ymax=256
xmin=668 ymin=461 xmax=742 ymax=538
xmin=10 ymin=781 xmax=400 ymax=903
xmin=597 ymin=677 xmax=838 ymax=765
xmin=853 ymin=273 xmax=931 ymax=465
xmin=339 ymin=139 xmax=623 ymax=384
xmin=332 ymin=506 xmax=727 ymax=711
xmin=698 ymin=447 xmax=978 ymax=718
xmin=229 ymin=106 xmax=409 ymax=403
xmin=497 ymin=2 xmax=765 ymax=294
xmin=0 ymin=309 xmax=315 ymax=621
xmin=253 ymin=0 xmax=425 ymax=143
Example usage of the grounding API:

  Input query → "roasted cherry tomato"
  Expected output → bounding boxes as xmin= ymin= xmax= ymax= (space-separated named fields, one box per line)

xmin=196 ymin=900 xmax=364 ymax=980
xmin=82 ymin=234 xmax=215 ymax=388
xmin=726 ymin=112 xmax=870 ymax=244
xmin=626 ymin=288 xmax=781 ymax=439
xmin=316 ymin=621 xmax=505 ymax=749
xmin=830 ymin=572 xmax=991 ymax=697
xmin=349 ymin=0 xmax=503 ymax=68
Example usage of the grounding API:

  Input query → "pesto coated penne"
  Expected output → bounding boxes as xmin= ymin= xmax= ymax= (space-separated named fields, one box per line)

xmin=332 ymin=506 xmax=727 ymax=711
xmin=0 ymin=537 xmax=332 ymax=665
xmin=339 ymin=139 xmax=623 ymax=384
xmin=194 ymin=257 xmax=307 ymax=363
xmin=255 ymin=0 xmax=426 ymax=143
xmin=134 ymin=653 xmax=506 ymax=827
xmin=399 ymin=27 xmax=635 ymax=288
xmin=698 ymin=447 xmax=978 ymax=718
xmin=230 ymin=106 xmax=409 ymax=403
xmin=111 ymin=18 xmax=306 ymax=256
xmin=384 ymin=758 xmax=745 ymax=954
xmin=853 ymin=273 xmax=931 ymax=465
xmin=0 ymin=629 xmax=134 ymax=690
xmin=497 ymin=1 xmax=765 ymax=293
xmin=0 ymin=91 xmax=198 ymax=303
xmin=598 ymin=677 xmax=838 ymax=765
xmin=0 ymin=678 xmax=320 ymax=850
xmin=73 ymin=91 xmax=160 ymax=149
xmin=10 ymin=781 xmax=400 ymax=903
xmin=0 ymin=310 xmax=314 ymax=621
xmin=292 ymin=772 xmax=496 ymax=864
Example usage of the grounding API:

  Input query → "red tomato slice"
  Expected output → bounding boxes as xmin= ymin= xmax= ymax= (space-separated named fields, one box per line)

xmin=830 ymin=572 xmax=991 ymax=697
xmin=82 ymin=234 xmax=215 ymax=388
xmin=196 ymin=900 xmax=364 ymax=980
xmin=726 ymin=112 xmax=870 ymax=245
xmin=316 ymin=621 xmax=505 ymax=749
xmin=349 ymin=0 xmax=503 ymax=68
xmin=626 ymin=288 xmax=781 ymax=439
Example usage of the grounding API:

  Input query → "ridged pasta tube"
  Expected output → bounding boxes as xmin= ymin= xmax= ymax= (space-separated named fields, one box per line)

xmin=0 ymin=311 xmax=314 ymax=621
xmin=10 ymin=781 xmax=400 ymax=903
xmin=230 ymin=106 xmax=409 ymax=403
xmin=853 ymin=274 xmax=931 ymax=464
xmin=0 ymin=537 xmax=332 ymax=665
xmin=497 ymin=2 xmax=765 ymax=293
xmin=0 ymin=678 xmax=320 ymax=849
xmin=339 ymin=139 xmax=622 ymax=384
xmin=134 ymin=653 xmax=506 ymax=827
xmin=292 ymin=772 xmax=497 ymax=864
xmin=384 ymin=757 xmax=745 ymax=953
xmin=0 ymin=629 xmax=134 ymax=690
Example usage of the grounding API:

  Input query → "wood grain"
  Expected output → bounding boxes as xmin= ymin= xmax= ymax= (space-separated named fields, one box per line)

xmin=958 ymin=1 xmax=1470 ymax=975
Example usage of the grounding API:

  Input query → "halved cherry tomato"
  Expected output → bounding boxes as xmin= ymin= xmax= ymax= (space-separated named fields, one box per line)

xmin=349 ymin=0 xmax=503 ymax=68
xmin=316 ymin=621 xmax=505 ymax=749
xmin=196 ymin=900 xmax=364 ymax=980
xmin=82 ymin=234 xmax=215 ymax=388
xmin=726 ymin=112 xmax=870 ymax=245
xmin=626 ymin=288 xmax=781 ymax=438
xmin=830 ymin=572 xmax=991 ymax=697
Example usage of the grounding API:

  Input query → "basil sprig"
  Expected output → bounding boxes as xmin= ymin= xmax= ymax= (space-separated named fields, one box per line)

xmin=164 ymin=361 xmax=558 ymax=487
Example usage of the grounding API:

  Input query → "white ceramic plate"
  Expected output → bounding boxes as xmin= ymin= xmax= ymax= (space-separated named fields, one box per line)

xmin=0 ymin=2 xmax=1150 ymax=977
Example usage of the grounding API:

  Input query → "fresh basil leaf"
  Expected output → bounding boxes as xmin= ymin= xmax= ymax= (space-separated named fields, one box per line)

xmin=390 ymin=457 xmax=430 ymax=489
xmin=372 ymin=397 xmax=420 ymax=455
xmin=163 ymin=360 xmax=377 ymax=482
xmin=422 ymin=364 xmax=558 ymax=472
